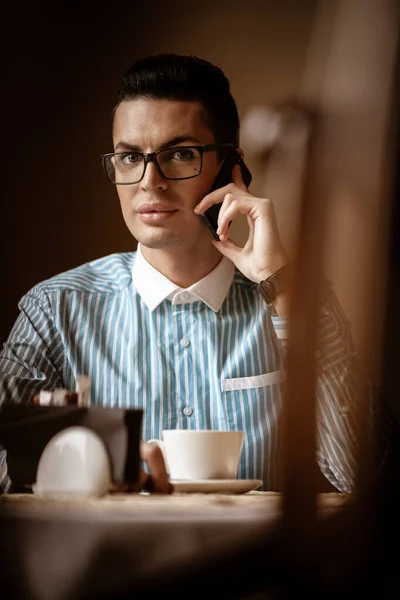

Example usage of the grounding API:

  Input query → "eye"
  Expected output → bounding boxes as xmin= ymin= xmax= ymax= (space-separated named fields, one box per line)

xmin=120 ymin=152 xmax=143 ymax=165
xmin=160 ymin=146 xmax=196 ymax=163
xmin=168 ymin=148 xmax=196 ymax=161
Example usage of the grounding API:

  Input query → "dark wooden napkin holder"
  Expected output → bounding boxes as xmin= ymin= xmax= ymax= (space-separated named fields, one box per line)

xmin=0 ymin=405 xmax=143 ymax=492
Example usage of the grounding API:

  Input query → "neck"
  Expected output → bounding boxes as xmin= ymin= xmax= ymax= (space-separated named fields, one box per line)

xmin=139 ymin=243 xmax=223 ymax=288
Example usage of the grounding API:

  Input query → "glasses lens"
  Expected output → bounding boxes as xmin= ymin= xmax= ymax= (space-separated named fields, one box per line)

xmin=104 ymin=153 xmax=145 ymax=184
xmin=157 ymin=147 xmax=201 ymax=179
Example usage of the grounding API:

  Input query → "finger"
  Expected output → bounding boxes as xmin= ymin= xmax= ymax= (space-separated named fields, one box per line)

xmin=194 ymin=181 xmax=245 ymax=215
xmin=216 ymin=191 xmax=253 ymax=240
xmin=217 ymin=195 xmax=257 ymax=240
xmin=193 ymin=187 xmax=228 ymax=215
xmin=246 ymin=215 xmax=255 ymax=247
xmin=140 ymin=441 xmax=173 ymax=494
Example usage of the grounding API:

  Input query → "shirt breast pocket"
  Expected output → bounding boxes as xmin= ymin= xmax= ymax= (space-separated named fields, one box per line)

xmin=222 ymin=370 xmax=284 ymax=392
xmin=220 ymin=370 xmax=284 ymax=433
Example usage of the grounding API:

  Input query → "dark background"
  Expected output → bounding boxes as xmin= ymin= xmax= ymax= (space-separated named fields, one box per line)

xmin=0 ymin=0 xmax=318 ymax=344
xmin=1 ymin=1 xmax=398 ymax=424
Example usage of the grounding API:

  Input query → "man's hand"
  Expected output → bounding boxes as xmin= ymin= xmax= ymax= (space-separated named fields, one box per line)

xmin=194 ymin=164 xmax=288 ymax=283
xmin=111 ymin=441 xmax=173 ymax=494
xmin=138 ymin=441 xmax=173 ymax=493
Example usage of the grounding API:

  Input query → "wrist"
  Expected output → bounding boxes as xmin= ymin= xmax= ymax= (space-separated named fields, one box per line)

xmin=257 ymin=253 xmax=289 ymax=283
xmin=258 ymin=264 xmax=292 ymax=313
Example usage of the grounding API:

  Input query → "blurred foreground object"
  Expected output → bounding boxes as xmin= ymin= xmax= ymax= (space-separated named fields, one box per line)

xmin=34 ymin=426 xmax=112 ymax=499
xmin=183 ymin=0 xmax=400 ymax=597
xmin=0 ymin=405 xmax=143 ymax=492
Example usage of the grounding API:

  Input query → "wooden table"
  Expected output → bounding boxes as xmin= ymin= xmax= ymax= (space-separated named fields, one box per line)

xmin=0 ymin=491 xmax=349 ymax=600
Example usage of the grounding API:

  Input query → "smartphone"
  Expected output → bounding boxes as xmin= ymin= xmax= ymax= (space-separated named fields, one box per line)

xmin=201 ymin=149 xmax=252 ymax=240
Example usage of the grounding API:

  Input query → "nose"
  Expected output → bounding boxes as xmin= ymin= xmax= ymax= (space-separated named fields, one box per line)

xmin=140 ymin=160 xmax=168 ymax=192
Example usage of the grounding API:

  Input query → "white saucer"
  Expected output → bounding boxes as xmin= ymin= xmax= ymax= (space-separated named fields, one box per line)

xmin=170 ymin=479 xmax=263 ymax=494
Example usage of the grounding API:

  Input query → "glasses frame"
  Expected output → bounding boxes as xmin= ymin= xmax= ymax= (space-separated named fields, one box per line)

xmin=100 ymin=143 xmax=235 ymax=185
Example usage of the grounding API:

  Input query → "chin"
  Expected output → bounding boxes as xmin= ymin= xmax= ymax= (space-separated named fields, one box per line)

xmin=132 ymin=230 xmax=183 ymax=250
xmin=128 ymin=221 xmax=210 ymax=251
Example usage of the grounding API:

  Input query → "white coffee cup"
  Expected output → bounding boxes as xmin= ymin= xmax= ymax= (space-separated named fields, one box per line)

xmin=148 ymin=429 xmax=245 ymax=481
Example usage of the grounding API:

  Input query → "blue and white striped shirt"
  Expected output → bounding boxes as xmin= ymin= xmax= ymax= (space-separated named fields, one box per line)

xmin=0 ymin=248 xmax=361 ymax=492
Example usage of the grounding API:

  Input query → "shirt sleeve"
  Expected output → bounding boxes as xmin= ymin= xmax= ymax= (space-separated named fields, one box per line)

xmin=270 ymin=281 xmax=370 ymax=493
xmin=0 ymin=285 xmax=64 ymax=492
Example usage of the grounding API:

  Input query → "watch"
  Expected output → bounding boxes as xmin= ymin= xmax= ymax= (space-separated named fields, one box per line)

xmin=258 ymin=264 xmax=290 ymax=306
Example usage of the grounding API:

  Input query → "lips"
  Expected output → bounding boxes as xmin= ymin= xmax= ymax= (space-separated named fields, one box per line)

xmin=137 ymin=203 xmax=179 ymax=225
xmin=137 ymin=203 xmax=178 ymax=214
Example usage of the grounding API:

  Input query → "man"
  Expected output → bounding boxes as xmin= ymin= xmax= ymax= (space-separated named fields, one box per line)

xmin=0 ymin=54 xmax=361 ymax=494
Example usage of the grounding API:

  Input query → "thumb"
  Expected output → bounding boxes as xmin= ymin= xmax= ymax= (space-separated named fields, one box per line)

xmin=213 ymin=237 xmax=241 ymax=262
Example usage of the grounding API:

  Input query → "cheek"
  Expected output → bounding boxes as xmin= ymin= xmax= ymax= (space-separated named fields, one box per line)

xmin=116 ymin=189 xmax=140 ymax=232
xmin=117 ymin=188 xmax=134 ymax=214
xmin=180 ymin=176 xmax=214 ymax=206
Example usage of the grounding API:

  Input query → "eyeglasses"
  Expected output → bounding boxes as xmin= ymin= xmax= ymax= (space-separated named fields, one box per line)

xmin=100 ymin=143 xmax=235 ymax=185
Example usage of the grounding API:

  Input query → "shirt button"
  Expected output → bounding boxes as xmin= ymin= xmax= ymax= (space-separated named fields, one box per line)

xmin=180 ymin=338 xmax=190 ymax=348
xmin=341 ymin=405 xmax=350 ymax=416
xmin=316 ymin=350 xmax=322 ymax=359
xmin=183 ymin=406 xmax=193 ymax=416
xmin=180 ymin=292 xmax=189 ymax=301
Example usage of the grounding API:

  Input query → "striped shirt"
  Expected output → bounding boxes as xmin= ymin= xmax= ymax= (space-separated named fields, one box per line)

xmin=0 ymin=248 xmax=361 ymax=493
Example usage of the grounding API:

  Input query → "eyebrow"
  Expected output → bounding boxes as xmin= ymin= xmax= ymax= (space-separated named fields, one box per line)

xmin=114 ymin=135 xmax=203 ymax=152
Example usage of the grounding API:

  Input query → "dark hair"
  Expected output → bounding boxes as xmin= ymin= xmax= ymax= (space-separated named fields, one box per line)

xmin=113 ymin=54 xmax=240 ymax=149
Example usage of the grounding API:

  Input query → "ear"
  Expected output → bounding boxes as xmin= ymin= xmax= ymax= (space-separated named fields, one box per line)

xmin=232 ymin=163 xmax=248 ymax=190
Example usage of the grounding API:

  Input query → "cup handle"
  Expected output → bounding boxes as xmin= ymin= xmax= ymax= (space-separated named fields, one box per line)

xmin=147 ymin=439 xmax=169 ymax=473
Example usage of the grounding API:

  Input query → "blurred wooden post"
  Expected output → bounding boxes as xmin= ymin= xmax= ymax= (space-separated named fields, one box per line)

xmin=280 ymin=111 xmax=320 ymax=533
xmin=278 ymin=1 xmax=399 ymax=587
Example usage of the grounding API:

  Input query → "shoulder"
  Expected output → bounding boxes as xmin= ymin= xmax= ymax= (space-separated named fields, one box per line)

xmin=28 ymin=252 xmax=136 ymax=298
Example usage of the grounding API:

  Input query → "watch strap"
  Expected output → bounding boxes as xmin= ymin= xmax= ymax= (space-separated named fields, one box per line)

xmin=258 ymin=264 xmax=290 ymax=306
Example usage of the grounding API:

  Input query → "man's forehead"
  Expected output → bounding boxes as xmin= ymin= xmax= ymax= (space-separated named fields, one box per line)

xmin=112 ymin=98 xmax=211 ymax=140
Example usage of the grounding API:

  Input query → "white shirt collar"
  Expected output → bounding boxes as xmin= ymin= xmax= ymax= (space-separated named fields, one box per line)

xmin=132 ymin=244 xmax=235 ymax=312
